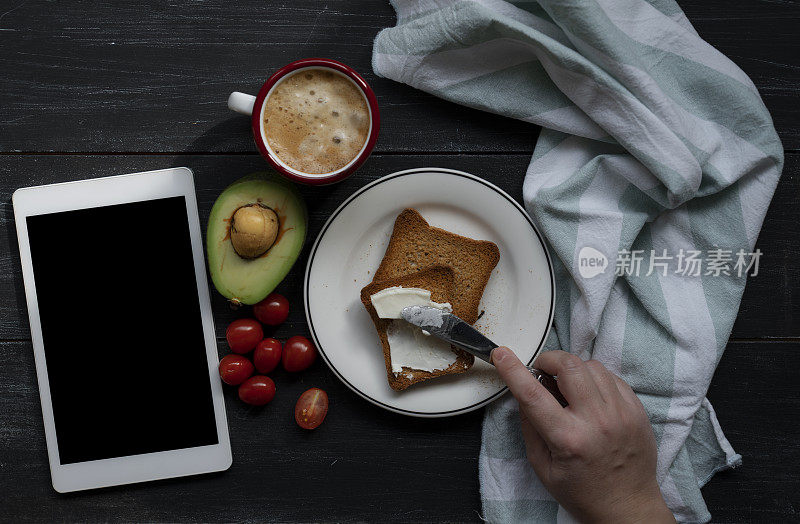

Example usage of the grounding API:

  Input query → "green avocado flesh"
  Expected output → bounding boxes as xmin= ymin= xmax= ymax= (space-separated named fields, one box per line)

xmin=207 ymin=173 xmax=307 ymax=305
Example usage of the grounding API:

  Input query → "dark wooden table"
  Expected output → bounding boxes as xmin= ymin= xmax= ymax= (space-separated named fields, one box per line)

xmin=1 ymin=1 xmax=797 ymax=522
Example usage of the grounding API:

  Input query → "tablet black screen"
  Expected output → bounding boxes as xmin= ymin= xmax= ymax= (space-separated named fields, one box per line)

xmin=26 ymin=196 xmax=218 ymax=464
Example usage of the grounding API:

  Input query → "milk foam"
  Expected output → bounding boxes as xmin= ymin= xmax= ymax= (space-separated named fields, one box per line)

xmin=262 ymin=68 xmax=370 ymax=174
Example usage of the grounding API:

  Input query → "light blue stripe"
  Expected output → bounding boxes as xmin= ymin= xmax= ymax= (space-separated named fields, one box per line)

xmin=438 ymin=61 xmax=575 ymax=120
xmin=539 ymin=0 xmax=782 ymax=159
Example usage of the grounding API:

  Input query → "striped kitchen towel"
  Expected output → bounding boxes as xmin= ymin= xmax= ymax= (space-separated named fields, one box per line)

xmin=372 ymin=0 xmax=783 ymax=522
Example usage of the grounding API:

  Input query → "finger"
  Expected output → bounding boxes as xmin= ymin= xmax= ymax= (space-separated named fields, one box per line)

xmin=585 ymin=360 xmax=623 ymax=404
xmin=492 ymin=347 xmax=567 ymax=442
xmin=534 ymin=350 xmax=602 ymax=408
xmin=520 ymin=412 xmax=551 ymax=483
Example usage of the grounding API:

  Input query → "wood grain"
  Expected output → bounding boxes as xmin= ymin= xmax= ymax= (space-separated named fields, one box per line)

xmin=702 ymin=341 xmax=800 ymax=522
xmin=0 ymin=337 xmax=484 ymax=523
xmin=0 ymin=0 xmax=536 ymax=154
xmin=1 ymin=338 xmax=795 ymax=522
xmin=1 ymin=153 xmax=797 ymax=341
xmin=0 ymin=0 xmax=797 ymax=153
xmin=0 ymin=0 xmax=798 ymax=521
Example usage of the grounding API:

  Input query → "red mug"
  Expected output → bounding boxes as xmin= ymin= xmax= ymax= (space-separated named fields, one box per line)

xmin=228 ymin=58 xmax=380 ymax=185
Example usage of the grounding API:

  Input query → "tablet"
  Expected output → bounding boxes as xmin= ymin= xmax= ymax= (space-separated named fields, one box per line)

xmin=13 ymin=167 xmax=232 ymax=493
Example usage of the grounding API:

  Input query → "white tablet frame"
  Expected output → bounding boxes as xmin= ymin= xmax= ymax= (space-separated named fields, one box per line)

xmin=13 ymin=167 xmax=232 ymax=493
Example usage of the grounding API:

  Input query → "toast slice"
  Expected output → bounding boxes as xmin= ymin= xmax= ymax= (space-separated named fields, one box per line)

xmin=373 ymin=208 xmax=500 ymax=324
xmin=360 ymin=266 xmax=474 ymax=391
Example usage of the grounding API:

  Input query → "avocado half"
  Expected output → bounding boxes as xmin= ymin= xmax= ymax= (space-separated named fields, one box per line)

xmin=207 ymin=173 xmax=307 ymax=306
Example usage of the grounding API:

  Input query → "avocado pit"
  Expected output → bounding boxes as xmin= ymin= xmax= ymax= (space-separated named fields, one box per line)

xmin=230 ymin=203 xmax=280 ymax=259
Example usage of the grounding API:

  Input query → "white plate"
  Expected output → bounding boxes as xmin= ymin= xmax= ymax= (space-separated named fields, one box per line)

xmin=304 ymin=168 xmax=555 ymax=417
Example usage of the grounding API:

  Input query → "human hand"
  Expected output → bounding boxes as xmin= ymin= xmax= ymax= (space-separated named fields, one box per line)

xmin=491 ymin=348 xmax=675 ymax=523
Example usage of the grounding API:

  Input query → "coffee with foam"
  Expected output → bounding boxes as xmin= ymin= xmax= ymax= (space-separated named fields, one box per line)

xmin=262 ymin=68 xmax=370 ymax=175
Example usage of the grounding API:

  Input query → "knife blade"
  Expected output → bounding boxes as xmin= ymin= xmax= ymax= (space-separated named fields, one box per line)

xmin=401 ymin=305 xmax=568 ymax=407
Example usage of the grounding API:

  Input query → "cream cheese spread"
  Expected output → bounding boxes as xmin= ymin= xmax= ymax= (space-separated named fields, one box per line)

xmin=369 ymin=286 xmax=457 ymax=374
xmin=369 ymin=286 xmax=450 ymax=319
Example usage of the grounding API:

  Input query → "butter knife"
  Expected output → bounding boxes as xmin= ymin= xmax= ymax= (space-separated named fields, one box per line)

xmin=401 ymin=305 xmax=567 ymax=407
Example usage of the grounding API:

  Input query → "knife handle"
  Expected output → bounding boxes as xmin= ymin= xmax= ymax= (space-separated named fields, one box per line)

xmin=528 ymin=367 xmax=569 ymax=407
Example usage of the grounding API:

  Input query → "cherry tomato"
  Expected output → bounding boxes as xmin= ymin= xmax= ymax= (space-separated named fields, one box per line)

xmin=238 ymin=375 xmax=276 ymax=406
xmin=253 ymin=293 xmax=290 ymax=326
xmin=226 ymin=318 xmax=263 ymax=354
xmin=282 ymin=335 xmax=317 ymax=372
xmin=295 ymin=388 xmax=329 ymax=430
xmin=218 ymin=354 xmax=254 ymax=386
xmin=253 ymin=338 xmax=282 ymax=374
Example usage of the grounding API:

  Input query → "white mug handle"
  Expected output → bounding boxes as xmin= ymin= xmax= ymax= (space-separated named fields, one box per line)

xmin=228 ymin=92 xmax=257 ymax=116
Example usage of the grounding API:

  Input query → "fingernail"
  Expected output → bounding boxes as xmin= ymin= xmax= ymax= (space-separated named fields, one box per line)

xmin=491 ymin=347 xmax=509 ymax=364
